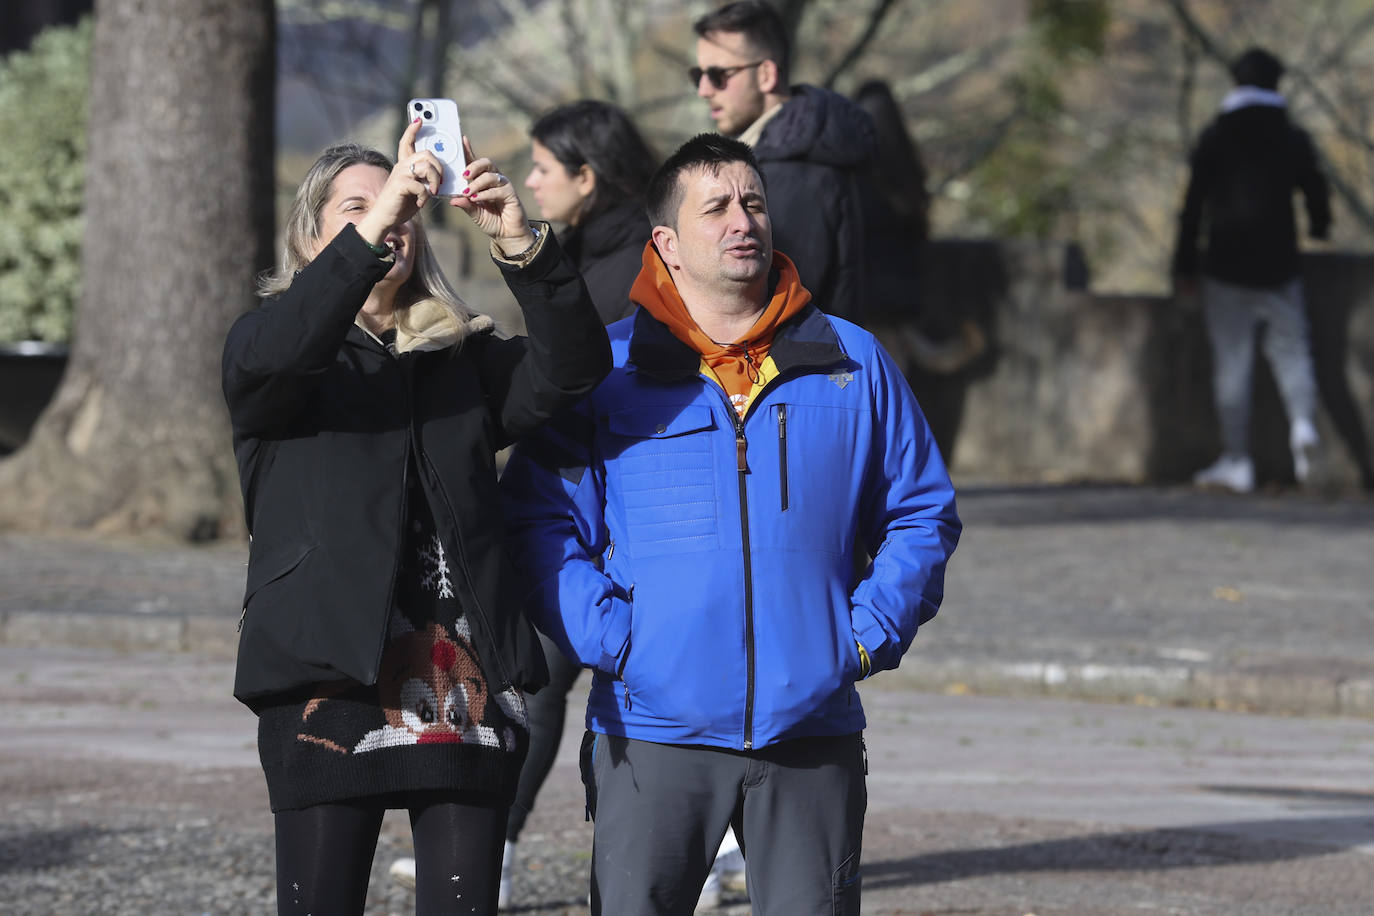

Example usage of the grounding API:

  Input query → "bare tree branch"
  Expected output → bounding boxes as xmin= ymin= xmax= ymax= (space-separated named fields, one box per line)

xmin=560 ymin=0 xmax=593 ymax=97
xmin=1166 ymin=0 xmax=1374 ymax=234
xmin=893 ymin=36 xmax=1016 ymax=98
xmin=1164 ymin=0 xmax=1229 ymax=64
xmin=822 ymin=0 xmax=903 ymax=89
xmin=1177 ymin=31 xmax=1198 ymax=156
xmin=1320 ymin=150 xmax=1374 ymax=230
xmin=932 ymin=105 xmax=1025 ymax=191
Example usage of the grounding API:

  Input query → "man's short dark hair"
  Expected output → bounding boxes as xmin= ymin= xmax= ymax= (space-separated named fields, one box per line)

xmin=646 ymin=133 xmax=763 ymax=229
xmin=693 ymin=1 xmax=791 ymax=87
xmin=1230 ymin=47 xmax=1285 ymax=90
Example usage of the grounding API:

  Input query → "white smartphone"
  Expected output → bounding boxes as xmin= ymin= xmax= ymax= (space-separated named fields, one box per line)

xmin=407 ymin=98 xmax=467 ymax=197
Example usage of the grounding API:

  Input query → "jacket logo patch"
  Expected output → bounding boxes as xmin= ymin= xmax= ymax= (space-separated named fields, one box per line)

xmin=828 ymin=371 xmax=854 ymax=390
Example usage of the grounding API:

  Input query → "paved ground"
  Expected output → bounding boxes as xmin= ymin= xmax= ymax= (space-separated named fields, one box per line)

xmin=5 ymin=483 xmax=1372 ymax=717
xmin=2 ymin=483 xmax=1373 ymax=914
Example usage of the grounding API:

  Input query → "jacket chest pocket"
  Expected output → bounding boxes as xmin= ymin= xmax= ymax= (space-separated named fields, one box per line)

xmin=604 ymin=405 xmax=720 ymax=556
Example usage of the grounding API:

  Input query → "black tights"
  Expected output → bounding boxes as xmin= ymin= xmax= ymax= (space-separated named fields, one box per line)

xmin=274 ymin=792 xmax=507 ymax=915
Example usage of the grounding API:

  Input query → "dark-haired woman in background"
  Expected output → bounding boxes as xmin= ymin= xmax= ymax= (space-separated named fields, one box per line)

xmin=509 ymin=99 xmax=657 ymax=904
xmin=390 ymin=99 xmax=657 ymax=909
xmin=524 ymin=99 xmax=657 ymax=324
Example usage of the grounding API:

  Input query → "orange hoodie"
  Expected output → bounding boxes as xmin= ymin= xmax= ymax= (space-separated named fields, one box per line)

xmin=629 ymin=242 xmax=812 ymax=419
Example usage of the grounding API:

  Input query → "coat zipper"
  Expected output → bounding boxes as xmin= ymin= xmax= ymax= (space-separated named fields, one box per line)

xmin=730 ymin=407 xmax=757 ymax=751
xmin=373 ymin=347 xmax=411 ymax=682
xmin=422 ymin=442 xmax=513 ymax=689
xmin=776 ymin=404 xmax=789 ymax=511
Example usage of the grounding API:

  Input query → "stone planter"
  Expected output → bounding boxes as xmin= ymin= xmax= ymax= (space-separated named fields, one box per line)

xmin=0 ymin=341 xmax=68 ymax=453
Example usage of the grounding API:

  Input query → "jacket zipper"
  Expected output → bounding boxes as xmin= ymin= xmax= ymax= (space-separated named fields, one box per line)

xmin=776 ymin=404 xmax=789 ymax=511
xmin=730 ymin=406 xmax=757 ymax=751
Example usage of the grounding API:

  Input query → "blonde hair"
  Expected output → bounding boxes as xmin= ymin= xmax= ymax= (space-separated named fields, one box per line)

xmin=257 ymin=143 xmax=480 ymax=348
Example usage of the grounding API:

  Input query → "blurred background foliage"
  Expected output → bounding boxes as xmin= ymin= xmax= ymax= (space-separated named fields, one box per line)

xmin=270 ymin=0 xmax=1374 ymax=308
xmin=0 ymin=18 xmax=89 ymax=342
xmin=7 ymin=0 xmax=1374 ymax=340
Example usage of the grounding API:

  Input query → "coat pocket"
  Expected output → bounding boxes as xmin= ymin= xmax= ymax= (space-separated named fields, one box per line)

xmin=241 ymin=540 xmax=318 ymax=614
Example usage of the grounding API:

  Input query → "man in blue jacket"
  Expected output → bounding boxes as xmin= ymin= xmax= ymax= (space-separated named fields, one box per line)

xmin=501 ymin=133 xmax=960 ymax=916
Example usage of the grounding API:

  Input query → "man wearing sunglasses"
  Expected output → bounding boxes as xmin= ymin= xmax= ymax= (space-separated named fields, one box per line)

xmin=692 ymin=1 xmax=876 ymax=325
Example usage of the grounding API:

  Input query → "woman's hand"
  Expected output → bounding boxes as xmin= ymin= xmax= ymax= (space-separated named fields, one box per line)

xmin=451 ymin=136 xmax=536 ymax=257
xmin=354 ymin=117 xmax=442 ymax=248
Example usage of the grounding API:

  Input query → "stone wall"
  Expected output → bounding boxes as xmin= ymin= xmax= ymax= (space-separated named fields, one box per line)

xmin=889 ymin=240 xmax=1374 ymax=491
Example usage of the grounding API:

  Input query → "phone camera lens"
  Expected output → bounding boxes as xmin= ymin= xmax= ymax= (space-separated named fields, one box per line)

xmin=413 ymin=101 xmax=423 ymax=111
xmin=423 ymin=110 xmax=433 ymax=119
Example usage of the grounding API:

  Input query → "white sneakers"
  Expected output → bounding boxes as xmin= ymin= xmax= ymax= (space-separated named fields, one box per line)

xmin=387 ymin=842 xmax=513 ymax=910
xmin=391 ymin=835 xmax=743 ymax=911
xmin=388 ymin=855 xmax=416 ymax=888
xmin=696 ymin=832 xmax=747 ymax=912
xmin=1290 ymin=417 xmax=1320 ymax=484
xmin=695 ymin=867 xmax=723 ymax=911
xmin=1193 ymin=453 xmax=1255 ymax=494
xmin=1194 ymin=419 xmax=1322 ymax=493
xmin=498 ymin=840 xmax=514 ymax=910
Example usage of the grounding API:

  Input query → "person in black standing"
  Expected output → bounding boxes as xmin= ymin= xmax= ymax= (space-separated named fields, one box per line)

xmin=691 ymin=0 xmax=876 ymax=325
xmin=1173 ymin=46 xmax=1331 ymax=493
xmin=221 ymin=118 xmax=610 ymax=915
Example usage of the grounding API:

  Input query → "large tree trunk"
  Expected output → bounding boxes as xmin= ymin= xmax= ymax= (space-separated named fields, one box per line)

xmin=0 ymin=0 xmax=275 ymax=541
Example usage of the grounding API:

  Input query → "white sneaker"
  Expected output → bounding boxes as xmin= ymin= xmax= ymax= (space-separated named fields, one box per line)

xmin=1290 ymin=417 xmax=1320 ymax=484
xmin=498 ymin=840 xmax=514 ymax=910
xmin=388 ymin=856 xmax=416 ymax=889
xmin=712 ymin=844 xmax=746 ymax=894
xmin=695 ymin=867 xmax=722 ymax=911
xmin=1193 ymin=454 xmax=1254 ymax=494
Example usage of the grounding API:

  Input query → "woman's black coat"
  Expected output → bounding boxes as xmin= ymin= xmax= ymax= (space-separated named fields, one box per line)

xmin=221 ymin=223 xmax=610 ymax=709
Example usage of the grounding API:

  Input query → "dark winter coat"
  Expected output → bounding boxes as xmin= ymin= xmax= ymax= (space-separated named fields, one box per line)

xmin=560 ymin=199 xmax=650 ymax=325
xmin=753 ymin=85 xmax=877 ymax=324
xmin=1172 ymin=102 xmax=1331 ymax=287
xmin=221 ymin=222 xmax=611 ymax=710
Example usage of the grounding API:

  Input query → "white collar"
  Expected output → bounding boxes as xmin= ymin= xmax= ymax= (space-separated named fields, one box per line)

xmin=1220 ymin=86 xmax=1286 ymax=113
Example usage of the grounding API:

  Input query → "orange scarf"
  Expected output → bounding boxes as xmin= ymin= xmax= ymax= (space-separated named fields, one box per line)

xmin=629 ymin=243 xmax=811 ymax=417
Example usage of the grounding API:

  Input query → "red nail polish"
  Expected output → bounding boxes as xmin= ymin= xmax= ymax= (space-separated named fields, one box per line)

xmin=463 ymin=188 xmax=471 ymax=195
xmin=463 ymin=170 xmax=470 ymax=178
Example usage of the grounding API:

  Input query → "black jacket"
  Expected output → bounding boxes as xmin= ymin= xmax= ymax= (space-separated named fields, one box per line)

xmin=754 ymin=85 xmax=877 ymax=323
xmin=560 ymin=199 xmax=649 ymax=325
xmin=221 ymin=223 xmax=611 ymax=709
xmin=1172 ymin=102 xmax=1331 ymax=287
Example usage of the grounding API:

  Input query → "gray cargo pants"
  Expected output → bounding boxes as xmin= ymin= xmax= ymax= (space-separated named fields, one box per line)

xmin=1202 ymin=276 xmax=1318 ymax=456
xmin=580 ymin=730 xmax=866 ymax=916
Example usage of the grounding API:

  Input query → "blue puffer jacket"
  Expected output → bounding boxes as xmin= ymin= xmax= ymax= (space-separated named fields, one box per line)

xmin=500 ymin=301 xmax=960 ymax=751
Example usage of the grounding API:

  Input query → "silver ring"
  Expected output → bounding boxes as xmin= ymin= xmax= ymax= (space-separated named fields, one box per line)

xmin=409 ymin=162 xmax=417 ymax=177
xmin=496 ymin=173 xmax=507 ymax=186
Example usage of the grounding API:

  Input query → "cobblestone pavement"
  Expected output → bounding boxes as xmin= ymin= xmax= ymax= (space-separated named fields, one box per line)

xmin=4 ymin=484 xmax=1372 ymax=716
xmin=2 ymin=484 xmax=1373 ymax=913
xmin=3 ymin=648 xmax=1373 ymax=915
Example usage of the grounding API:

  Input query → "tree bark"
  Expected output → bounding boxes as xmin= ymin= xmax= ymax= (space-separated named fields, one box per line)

xmin=0 ymin=0 xmax=275 ymax=541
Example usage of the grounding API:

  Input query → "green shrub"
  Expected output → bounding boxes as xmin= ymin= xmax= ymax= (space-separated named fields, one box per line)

xmin=0 ymin=19 xmax=90 ymax=343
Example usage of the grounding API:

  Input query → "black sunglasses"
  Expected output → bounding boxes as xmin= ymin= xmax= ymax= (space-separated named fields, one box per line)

xmin=689 ymin=61 xmax=765 ymax=90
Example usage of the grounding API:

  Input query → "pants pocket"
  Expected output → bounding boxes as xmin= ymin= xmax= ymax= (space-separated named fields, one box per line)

xmin=831 ymin=849 xmax=862 ymax=916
